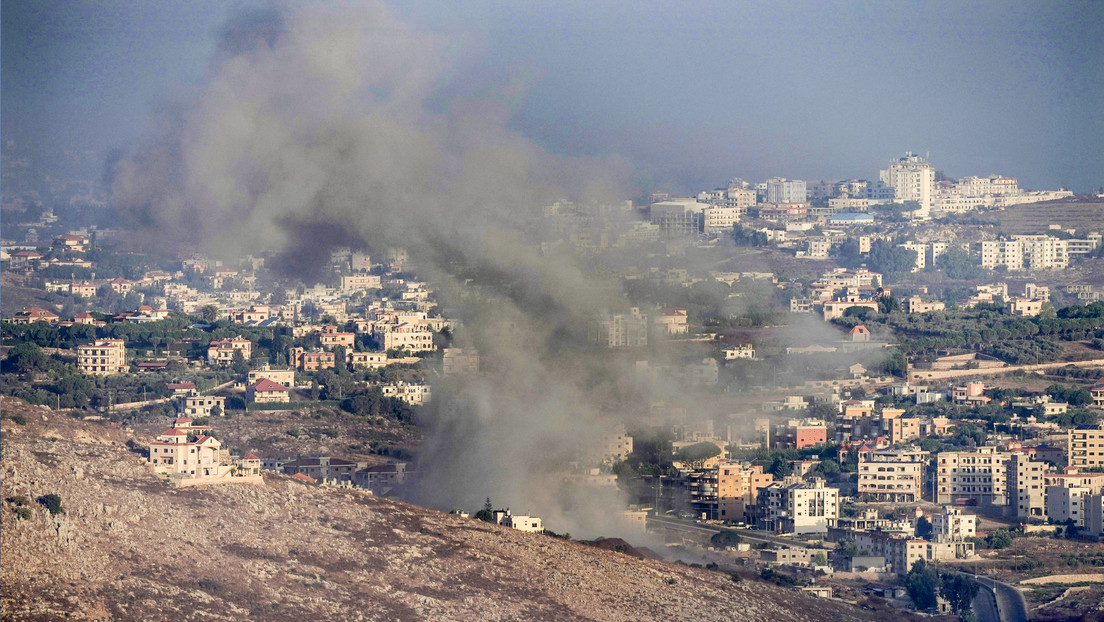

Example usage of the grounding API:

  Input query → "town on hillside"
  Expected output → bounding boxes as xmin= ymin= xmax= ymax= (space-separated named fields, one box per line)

xmin=4 ymin=151 xmax=1104 ymax=616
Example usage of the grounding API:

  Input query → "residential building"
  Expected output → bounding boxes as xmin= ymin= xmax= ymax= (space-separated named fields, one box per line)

xmin=76 ymin=339 xmax=127 ymax=376
xmin=899 ymin=243 xmax=927 ymax=271
xmin=722 ymin=344 xmax=756 ymax=360
xmin=1007 ymin=452 xmax=1048 ymax=519
xmin=247 ymin=378 xmax=291 ymax=403
xmin=247 ymin=365 xmax=295 ymax=388
xmin=1086 ymin=494 xmax=1104 ymax=537
xmin=936 ymin=447 xmax=1010 ymax=506
xmin=289 ymin=347 xmax=335 ymax=371
xmin=207 ymin=337 xmax=252 ymax=365
xmin=180 ymin=395 xmax=226 ymax=418
xmin=855 ymin=531 xmax=974 ymax=576
xmin=591 ymin=308 xmax=649 ymax=348
xmin=380 ymin=383 xmax=431 ymax=405
xmin=904 ymin=297 xmax=945 ymax=314
xmin=12 ymin=307 xmax=60 ymax=325
xmin=283 ymin=456 xmax=368 ymax=483
xmin=653 ymin=308 xmax=689 ymax=336
xmin=758 ymin=477 xmax=839 ymax=534
xmin=857 ymin=449 xmax=927 ymax=502
xmin=340 ymin=274 xmax=382 ymax=292
xmin=373 ymin=322 xmax=436 ymax=353
xmin=1068 ymin=425 xmax=1104 ymax=470
xmin=766 ymin=178 xmax=807 ymax=204
xmin=349 ymin=351 xmax=389 ymax=369
xmin=149 ymin=419 xmax=222 ymax=477
xmin=1046 ymin=485 xmax=1094 ymax=526
xmin=1013 ymin=234 xmax=1069 ymax=270
xmin=319 ymin=325 xmax=356 ymax=350
xmin=880 ymin=152 xmax=935 ymax=219
xmin=930 ymin=506 xmax=976 ymax=542
xmin=977 ymin=239 xmax=1024 ymax=271
xmin=703 ymin=206 xmax=741 ymax=233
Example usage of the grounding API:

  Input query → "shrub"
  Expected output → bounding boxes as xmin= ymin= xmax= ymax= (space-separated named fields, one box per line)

xmin=14 ymin=506 xmax=33 ymax=520
xmin=36 ymin=494 xmax=64 ymax=515
xmin=11 ymin=414 xmax=26 ymax=425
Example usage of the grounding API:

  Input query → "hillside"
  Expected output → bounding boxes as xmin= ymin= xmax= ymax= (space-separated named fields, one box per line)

xmin=0 ymin=399 xmax=881 ymax=622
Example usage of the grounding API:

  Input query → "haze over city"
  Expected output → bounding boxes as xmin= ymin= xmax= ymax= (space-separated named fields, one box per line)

xmin=3 ymin=2 xmax=1104 ymax=621
xmin=4 ymin=0 xmax=1103 ymax=194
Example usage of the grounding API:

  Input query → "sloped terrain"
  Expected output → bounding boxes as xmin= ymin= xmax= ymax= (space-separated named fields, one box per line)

xmin=1 ymin=399 xmax=880 ymax=621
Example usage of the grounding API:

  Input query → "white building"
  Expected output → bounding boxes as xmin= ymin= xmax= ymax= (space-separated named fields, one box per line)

xmin=931 ymin=506 xmax=976 ymax=542
xmin=880 ymin=152 xmax=935 ymax=220
xmin=766 ymin=178 xmax=807 ymax=204
xmin=758 ymin=477 xmax=839 ymax=534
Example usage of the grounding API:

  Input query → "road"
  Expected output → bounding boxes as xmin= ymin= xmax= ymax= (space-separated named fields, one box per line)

xmin=955 ymin=572 xmax=1028 ymax=622
xmin=646 ymin=515 xmax=827 ymax=549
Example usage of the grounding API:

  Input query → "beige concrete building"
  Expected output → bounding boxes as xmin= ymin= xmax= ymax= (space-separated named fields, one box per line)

xmin=76 ymin=339 xmax=127 ymax=376
xmin=348 ymin=351 xmax=389 ymax=369
xmin=441 ymin=348 xmax=479 ymax=375
xmin=207 ymin=337 xmax=251 ymax=365
xmin=936 ymin=447 xmax=1010 ymax=506
xmin=380 ymin=382 xmax=432 ymax=405
xmin=247 ymin=378 xmax=290 ymax=403
xmin=857 ymin=449 xmax=927 ymax=502
xmin=180 ymin=395 xmax=226 ymax=418
xmin=1008 ymin=452 xmax=1048 ymax=519
xmin=1068 ymin=425 xmax=1104 ymax=470
xmin=247 ymin=365 xmax=295 ymax=388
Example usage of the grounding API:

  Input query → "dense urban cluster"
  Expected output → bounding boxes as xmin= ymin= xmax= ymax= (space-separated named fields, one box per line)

xmin=4 ymin=150 xmax=1104 ymax=617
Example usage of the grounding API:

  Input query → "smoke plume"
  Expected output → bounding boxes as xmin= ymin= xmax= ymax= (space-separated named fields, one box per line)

xmin=114 ymin=2 xmax=654 ymax=537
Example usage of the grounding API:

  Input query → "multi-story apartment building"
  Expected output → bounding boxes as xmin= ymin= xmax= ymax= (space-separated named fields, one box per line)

xmin=703 ymin=206 xmax=741 ymax=233
xmin=978 ymin=239 xmax=1024 ymax=271
xmin=319 ymin=325 xmax=356 ymax=350
xmin=349 ymin=351 xmax=390 ymax=369
xmin=374 ymin=322 xmax=437 ymax=353
xmin=590 ymin=308 xmax=649 ymax=348
xmin=765 ymin=178 xmax=807 ymax=204
xmin=1068 ymin=425 xmax=1104 ymax=470
xmin=1013 ymin=234 xmax=1070 ymax=270
xmin=857 ymin=449 xmax=928 ymax=502
xmin=76 ymin=339 xmax=127 ymax=375
xmin=936 ymin=447 xmax=1011 ymax=506
xmin=898 ymin=243 xmax=927 ymax=271
xmin=880 ymin=152 xmax=935 ymax=219
xmin=757 ymin=477 xmax=839 ymax=534
xmin=931 ymin=506 xmax=976 ymax=542
xmin=855 ymin=531 xmax=974 ymax=577
xmin=1008 ymin=452 xmax=1048 ymax=519
xmin=288 ymin=347 xmax=335 ymax=371
xmin=380 ymin=382 xmax=432 ymax=405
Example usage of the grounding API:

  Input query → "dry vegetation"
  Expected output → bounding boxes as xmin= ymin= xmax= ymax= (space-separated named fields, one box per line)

xmin=1 ymin=398 xmax=882 ymax=621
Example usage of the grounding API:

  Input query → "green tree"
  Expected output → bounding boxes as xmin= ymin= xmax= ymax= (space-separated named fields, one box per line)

xmin=767 ymin=454 xmax=792 ymax=479
xmin=905 ymin=559 xmax=939 ymax=611
xmin=710 ymin=530 xmax=742 ymax=549
xmin=939 ymin=573 xmax=979 ymax=614
xmin=986 ymin=529 xmax=1013 ymax=549
xmin=36 ymin=493 xmax=65 ymax=515
xmin=916 ymin=516 xmax=933 ymax=540
xmin=676 ymin=442 xmax=722 ymax=469
xmin=812 ymin=551 xmax=828 ymax=566
xmin=198 ymin=305 xmax=220 ymax=323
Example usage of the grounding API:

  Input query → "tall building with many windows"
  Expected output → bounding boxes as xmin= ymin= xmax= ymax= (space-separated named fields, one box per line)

xmin=880 ymin=152 xmax=935 ymax=220
xmin=765 ymin=178 xmax=807 ymax=204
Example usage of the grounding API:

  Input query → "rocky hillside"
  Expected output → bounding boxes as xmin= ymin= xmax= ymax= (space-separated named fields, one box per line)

xmin=1 ymin=399 xmax=879 ymax=621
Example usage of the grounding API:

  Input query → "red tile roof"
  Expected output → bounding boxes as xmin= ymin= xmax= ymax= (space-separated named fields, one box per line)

xmin=243 ymin=453 xmax=260 ymax=460
xmin=175 ymin=417 xmax=193 ymax=424
xmin=292 ymin=473 xmax=317 ymax=483
xmin=160 ymin=428 xmax=187 ymax=436
xmin=250 ymin=378 xmax=288 ymax=392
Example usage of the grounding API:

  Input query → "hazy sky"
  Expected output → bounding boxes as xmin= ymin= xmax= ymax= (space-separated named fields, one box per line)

xmin=4 ymin=0 xmax=1102 ymax=193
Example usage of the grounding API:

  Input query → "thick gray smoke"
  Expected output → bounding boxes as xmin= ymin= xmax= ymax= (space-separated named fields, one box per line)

xmin=114 ymin=2 xmax=651 ymax=537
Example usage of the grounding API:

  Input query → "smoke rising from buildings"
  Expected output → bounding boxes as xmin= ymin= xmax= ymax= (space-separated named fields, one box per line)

xmin=112 ymin=2 xmax=659 ymax=537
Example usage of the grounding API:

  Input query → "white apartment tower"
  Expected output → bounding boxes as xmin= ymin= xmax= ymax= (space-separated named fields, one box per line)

xmin=880 ymin=152 xmax=935 ymax=220
xmin=765 ymin=178 xmax=807 ymax=204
